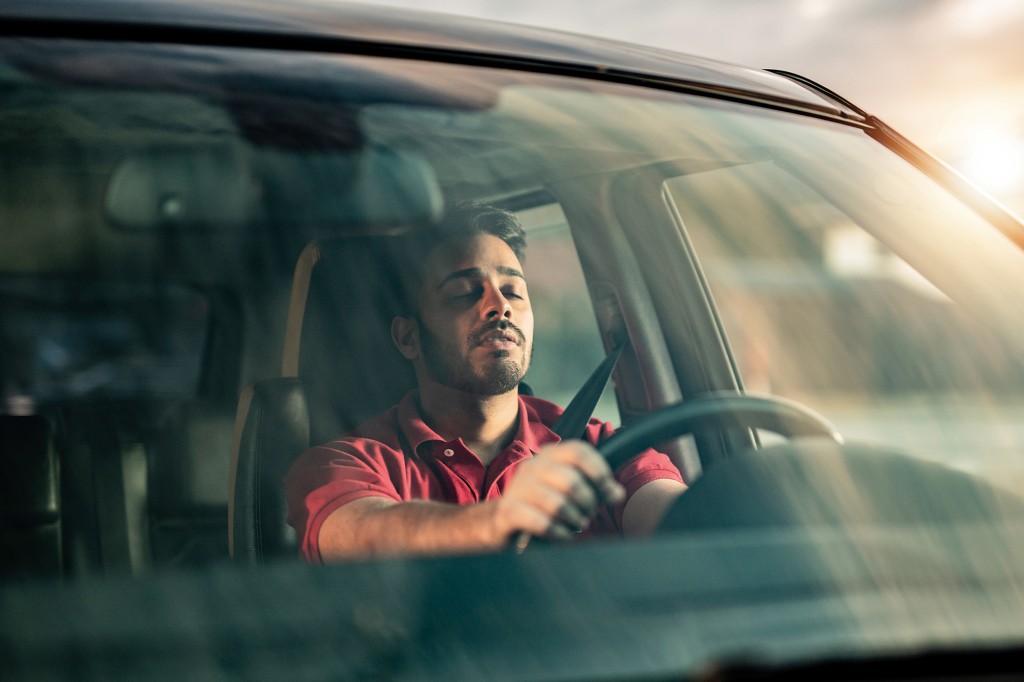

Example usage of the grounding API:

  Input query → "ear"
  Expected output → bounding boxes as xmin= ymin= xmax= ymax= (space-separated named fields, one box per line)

xmin=391 ymin=315 xmax=420 ymax=360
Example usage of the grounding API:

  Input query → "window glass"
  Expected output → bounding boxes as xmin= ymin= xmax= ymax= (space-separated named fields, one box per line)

xmin=4 ymin=34 xmax=1024 ymax=584
xmin=517 ymin=203 xmax=620 ymax=425
xmin=0 ymin=280 xmax=208 ymax=413
xmin=666 ymin=163 xmax=1024 ymax=486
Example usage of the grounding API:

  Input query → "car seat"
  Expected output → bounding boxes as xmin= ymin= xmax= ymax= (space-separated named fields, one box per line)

xmin=0 ymin=415 xmax=62 ymax=580
xmin=228 ymin=236 xmax=414 ymax=563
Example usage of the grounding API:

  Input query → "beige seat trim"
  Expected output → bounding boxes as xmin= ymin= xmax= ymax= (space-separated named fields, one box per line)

xmin=281 ymin=241 xmax=323 ymax=378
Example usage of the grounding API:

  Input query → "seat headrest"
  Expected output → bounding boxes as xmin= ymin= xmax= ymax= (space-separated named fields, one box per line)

xmin=283 ymin=237 xmax=417 ymax=444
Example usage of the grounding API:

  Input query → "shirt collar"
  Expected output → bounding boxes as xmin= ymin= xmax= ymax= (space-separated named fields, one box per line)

xmin=397 ymin=390 xmax=562 ymax=458
xmin=516 ymin=396 xmax=561 ymax=453
xmin=396 ymin=391 xmax=440 ymax=458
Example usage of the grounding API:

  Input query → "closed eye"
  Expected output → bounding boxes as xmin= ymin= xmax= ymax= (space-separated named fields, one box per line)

xmin=502 ymin=281 xmax=529 ymax=299
xmin=445 ymin=285 xmax=482 ymax=302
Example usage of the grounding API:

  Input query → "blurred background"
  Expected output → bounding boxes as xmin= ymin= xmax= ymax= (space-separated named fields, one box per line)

xmin=352 ymin=0 xmax=1024 ymax=217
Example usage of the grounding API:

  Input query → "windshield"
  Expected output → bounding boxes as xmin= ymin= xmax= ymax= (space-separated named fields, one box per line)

xmin=3 ymin=35 xmax=1024 ymax=677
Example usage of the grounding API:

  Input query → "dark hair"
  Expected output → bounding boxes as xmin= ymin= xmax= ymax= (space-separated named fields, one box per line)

xmin=435 ymin=201 xmax=526 ymax=261
xmin=390 ymin=202 xmax=526 ymax=316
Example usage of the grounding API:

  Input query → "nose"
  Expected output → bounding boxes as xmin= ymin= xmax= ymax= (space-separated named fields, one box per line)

xmin=482 ymin=285 xmax=512 ymax=320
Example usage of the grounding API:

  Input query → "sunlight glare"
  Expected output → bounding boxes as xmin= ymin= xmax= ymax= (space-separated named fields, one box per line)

xmin=799 ymin=0 xmax=832 ymax=19
xmin=942 ymin=0 xmax=1024 ymax=36
xmin=960 ymin=130 xmax=1024 ymax=196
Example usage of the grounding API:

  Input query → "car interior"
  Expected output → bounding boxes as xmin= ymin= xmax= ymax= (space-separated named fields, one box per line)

xmin=5 ymin=34 xmax=1024 ymax=588
xmin=230 ymin=233 xmax=421 ymax=562
xmin=0 ymin=39 xmax=707 ymax=580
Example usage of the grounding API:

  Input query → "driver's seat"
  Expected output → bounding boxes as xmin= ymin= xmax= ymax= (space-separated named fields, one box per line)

xmin=229 ymin=236 xmax=414 ymax=563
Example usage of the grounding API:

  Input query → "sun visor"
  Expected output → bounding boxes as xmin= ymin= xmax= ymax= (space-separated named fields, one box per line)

xmin=104 ymin=145 xmax=443 ymax=232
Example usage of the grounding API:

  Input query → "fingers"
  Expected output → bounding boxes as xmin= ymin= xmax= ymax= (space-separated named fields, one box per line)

xmin=501 ymin=478 xmax=590 ymax=536
xmin=496 ymin=440 xmax=626 ymax=543
xmin=539 ymin=441 xmax=625 ymax=505
xmin=528 ymin=464 xmax=598 ymax=517
xmin=529 ymin=484 xmax=591 ymax=531
xmin=511 ymin=501 xmax=575 ymax=540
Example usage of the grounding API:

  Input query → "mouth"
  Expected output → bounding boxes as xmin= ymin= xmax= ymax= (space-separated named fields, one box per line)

xmin=476 ymin=330 xmax=520 ymax=351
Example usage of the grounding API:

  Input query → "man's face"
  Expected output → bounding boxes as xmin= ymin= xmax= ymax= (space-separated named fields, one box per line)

xmin=407 ymin=234 xmax=534 ymax=396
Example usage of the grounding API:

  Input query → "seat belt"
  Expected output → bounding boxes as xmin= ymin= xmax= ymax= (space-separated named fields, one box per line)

xmin=514 ymin=344 xmax=623 ymax=553
xmin=549 ymin=344 xmax=624 ymax=440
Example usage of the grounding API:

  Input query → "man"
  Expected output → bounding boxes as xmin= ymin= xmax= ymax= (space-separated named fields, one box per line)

xmin=285 ymin=203 xmax=686 ymax=562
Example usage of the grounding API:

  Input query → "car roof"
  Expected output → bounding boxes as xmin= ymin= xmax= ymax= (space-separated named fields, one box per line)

xmin=1 ymin=0 xmax=864 ymax=122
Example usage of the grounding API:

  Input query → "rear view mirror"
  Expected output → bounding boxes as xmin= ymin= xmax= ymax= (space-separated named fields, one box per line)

xmin=104 ymin=145 xmax=258 ymax=231
xmin=104 ymin=145 xmax=443 ymax=232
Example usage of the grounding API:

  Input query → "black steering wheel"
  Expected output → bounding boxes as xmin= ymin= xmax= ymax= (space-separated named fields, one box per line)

xmin=516 ymin=393 xmax=840 ymax=551
xmin=600 ymin=394 xmax=1024 ymax=534
xmin=598 ymin=392 xmax=842 ymax=471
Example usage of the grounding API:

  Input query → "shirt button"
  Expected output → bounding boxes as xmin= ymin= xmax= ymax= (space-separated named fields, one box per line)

xmin=443 ymin=448 xmax=455 ymax=457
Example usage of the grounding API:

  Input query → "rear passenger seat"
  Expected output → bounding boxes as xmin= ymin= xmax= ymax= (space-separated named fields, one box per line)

xmin=147 ymin=401 xmax=235 ymax=567
xmin=0 ymin=415 xmax=62 ymax=581
xmin=0 ymin=277 xmax=240 ymax=576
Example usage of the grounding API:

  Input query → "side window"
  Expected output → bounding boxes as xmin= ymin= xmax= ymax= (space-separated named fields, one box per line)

xmin=516 ymin=203 xmax=620 ymax=426
xmin=664 ymin=163 xmax=1023 ymax=461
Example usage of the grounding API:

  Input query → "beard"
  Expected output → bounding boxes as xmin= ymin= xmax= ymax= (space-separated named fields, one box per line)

xmin=419 ymin=320 xmax=531 ymax=396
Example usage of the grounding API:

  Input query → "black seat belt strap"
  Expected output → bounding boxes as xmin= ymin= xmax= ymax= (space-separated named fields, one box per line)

xmin=550 ymin=344 xmax=624 ymax=440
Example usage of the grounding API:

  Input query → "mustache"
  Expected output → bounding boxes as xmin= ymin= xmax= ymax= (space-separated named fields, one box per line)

xmin=471 ymin=319 xmax=527 ymax=346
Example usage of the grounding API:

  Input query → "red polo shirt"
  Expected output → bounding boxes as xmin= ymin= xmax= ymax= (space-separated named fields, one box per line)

xmin=285 ymin=391 xmax=683 ymax=562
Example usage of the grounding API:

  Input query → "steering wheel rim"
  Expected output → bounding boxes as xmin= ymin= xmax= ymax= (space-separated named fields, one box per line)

xmin=518 ymin=394 xmax=839 ymax=552
xmin=599 ymin=393 xmax=842 ymax=471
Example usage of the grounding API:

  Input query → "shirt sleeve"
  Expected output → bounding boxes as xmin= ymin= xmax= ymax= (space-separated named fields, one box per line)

xmin=284 ymin=440 xmax=404 ymax=563
xmin=583 ymin=418 xmax=685 ymax=529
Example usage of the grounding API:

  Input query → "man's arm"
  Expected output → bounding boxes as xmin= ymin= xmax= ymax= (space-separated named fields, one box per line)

xmin=320 ymin=476 xmax=685 ymax=560
xmin=621 ymin=478 xmax=686 ymax=537
xmin=317 ymin=440 xmax=626 ymax=561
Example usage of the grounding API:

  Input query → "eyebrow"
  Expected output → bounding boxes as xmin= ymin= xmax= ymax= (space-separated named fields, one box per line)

xmin=435 ymin=266 xmax=526 ymax=290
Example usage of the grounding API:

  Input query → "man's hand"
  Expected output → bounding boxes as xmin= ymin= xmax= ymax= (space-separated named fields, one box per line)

xmin=492 ymin=440 xmax=625 ymax=542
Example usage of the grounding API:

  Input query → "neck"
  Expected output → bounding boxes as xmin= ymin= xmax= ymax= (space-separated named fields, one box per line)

xmin=416 ymin=382 xmax=520 ymax=466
